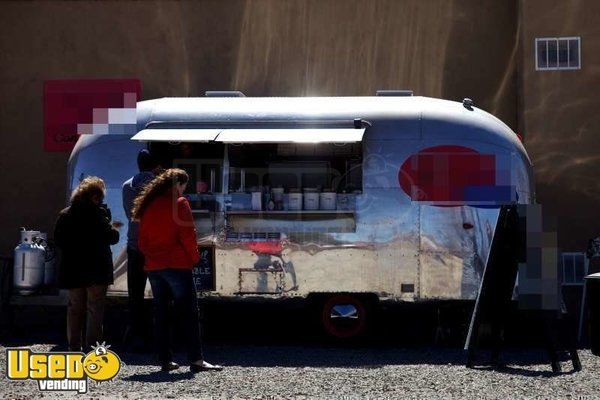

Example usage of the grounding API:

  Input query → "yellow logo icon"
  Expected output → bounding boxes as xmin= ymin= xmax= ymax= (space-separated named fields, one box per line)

xmin=83 ymin=343 xmax=121 ymax=382
xmin=6 ymin=342 xmax=121 ymax=394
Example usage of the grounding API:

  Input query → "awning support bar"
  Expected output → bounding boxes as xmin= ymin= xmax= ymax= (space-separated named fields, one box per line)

xmin=143 ymin=118 xmax=372 ymax=130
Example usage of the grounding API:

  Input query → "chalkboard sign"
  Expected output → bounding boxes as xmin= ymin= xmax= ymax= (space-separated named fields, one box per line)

xmin=192 ymin=246 xmax=215 ymax=292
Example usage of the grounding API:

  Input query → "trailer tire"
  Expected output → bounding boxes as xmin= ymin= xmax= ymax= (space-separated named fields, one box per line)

xmin=320 ymin=294 xmax=369 ymax=339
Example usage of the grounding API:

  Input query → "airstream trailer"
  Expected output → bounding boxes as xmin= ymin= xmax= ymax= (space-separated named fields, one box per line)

xmin=67 ymin=95 xmax=533 ymax=337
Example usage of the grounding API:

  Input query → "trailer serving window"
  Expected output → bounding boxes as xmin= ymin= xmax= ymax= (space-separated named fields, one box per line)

xmin=216 ymin=128 xmax=364 ymax=195
xmin=132 ymin=126 xmax=365 ymax=198
xmin=145 ymin=142 xmax=225 ymax=194
xmin=133 ymin=128 xmax=226 ymax=195
xmin=227 ymin=142 xmax=362 ymax=193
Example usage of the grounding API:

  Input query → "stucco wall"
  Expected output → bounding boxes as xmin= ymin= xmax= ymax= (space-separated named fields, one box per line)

xmin=519 ymin=0 xmax=600 ymax=250
xmin=0 ymin=0 xmax=517 ymax=255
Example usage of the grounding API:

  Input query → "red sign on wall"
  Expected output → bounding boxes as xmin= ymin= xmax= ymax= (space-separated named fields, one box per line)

xmin=43 ymin=79 xmax=142 ymax=152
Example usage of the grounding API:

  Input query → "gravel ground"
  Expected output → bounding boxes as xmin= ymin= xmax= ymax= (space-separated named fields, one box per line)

xmin=1 ymin=343 xmax=599 ymax=399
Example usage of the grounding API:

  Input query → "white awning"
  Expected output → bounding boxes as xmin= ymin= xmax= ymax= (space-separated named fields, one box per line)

xmin=131 ymin=129 xmax=222 ymax=142
xmin=131 ymin=128 xmax=365 ymax=143
xmin=586 ymin=272 xmax=600 ymax=281
xmin=215 ymin=128 xmax=365 ymax=143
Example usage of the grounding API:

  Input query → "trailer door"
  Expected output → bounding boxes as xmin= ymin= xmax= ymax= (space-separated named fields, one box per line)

xmin=404 ymin=145 xmax=506 ymax=299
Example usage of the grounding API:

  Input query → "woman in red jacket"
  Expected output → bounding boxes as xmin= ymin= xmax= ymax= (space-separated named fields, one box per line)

xmin=132 ymin=168 xmax=222 ymax=373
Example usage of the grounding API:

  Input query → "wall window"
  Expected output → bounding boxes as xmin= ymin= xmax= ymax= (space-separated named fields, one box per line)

xmin=536 ymin=37 xmax=581 ymax=70
xmin=560 ymin=252 xmax=587 ymax=286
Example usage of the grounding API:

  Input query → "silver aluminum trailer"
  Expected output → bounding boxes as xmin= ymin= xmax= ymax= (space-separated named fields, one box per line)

xmin=67 ymin=95 xmax=533 ymax=337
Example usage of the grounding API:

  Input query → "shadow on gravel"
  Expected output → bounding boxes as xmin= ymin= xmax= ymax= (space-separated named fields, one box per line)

xmin=122 ymin=370 xmax=196 ymax=383
xmin=201 ymin=346 xmax=466 ymax=368
xmin=112 ymin=346 xmax=578 ymax=378
xmin=10 ymin=342 xmax=576 ymax=378
xmin=473 ymin=365 xmax=578 ymax=378
xmin=1 ymin=301 xmax=585 ymax=377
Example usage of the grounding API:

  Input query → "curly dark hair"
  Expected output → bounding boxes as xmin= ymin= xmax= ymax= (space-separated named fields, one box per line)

xmin=131 ymin=168 xmax=189 ymax=221
xmin=70 ymin=176 xmax=106 ymax=204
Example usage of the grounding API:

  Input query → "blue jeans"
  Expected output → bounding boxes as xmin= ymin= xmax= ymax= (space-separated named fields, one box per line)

xmin=147 ymin=268 xmax=203 ymax=363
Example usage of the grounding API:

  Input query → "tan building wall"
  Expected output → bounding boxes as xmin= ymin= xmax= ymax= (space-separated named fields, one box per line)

xmin=0 ymin=0 xmax=519 ymax=255
xmin=519 ymin=0 xmax=600 ymax=250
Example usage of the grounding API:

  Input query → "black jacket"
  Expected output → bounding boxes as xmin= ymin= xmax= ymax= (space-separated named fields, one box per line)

xmin=54 ymin=202 xmax=119 ymax=289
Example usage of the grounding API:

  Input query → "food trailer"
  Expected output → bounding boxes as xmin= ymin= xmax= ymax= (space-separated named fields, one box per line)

xmin=67 ymin=94 xmax=534 ymax=337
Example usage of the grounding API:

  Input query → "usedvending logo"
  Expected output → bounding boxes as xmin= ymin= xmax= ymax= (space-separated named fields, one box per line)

xmin=6 ymin=342 xmax=121 ymax=394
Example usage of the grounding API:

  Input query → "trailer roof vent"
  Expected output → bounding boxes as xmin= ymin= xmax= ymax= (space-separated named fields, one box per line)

xmin=205 ymin=90 xmax=245 ymax=97
xmin=376 ymin=90 xmax=413 ymax=97
xmin=463 ymin=98 xmax=474 ymax=110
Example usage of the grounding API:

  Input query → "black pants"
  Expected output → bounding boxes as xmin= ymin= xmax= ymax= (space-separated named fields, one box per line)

xmin=147 ymin=268 xmax=203 ymax=363
xmin=127 ymin=247 xmax=148 ymax=337
xmin=587 ymin=280 xmax=600 ymax=355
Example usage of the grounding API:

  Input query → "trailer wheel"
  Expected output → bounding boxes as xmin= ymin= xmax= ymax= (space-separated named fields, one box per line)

xmin=321 ymin=294 xmax=368 ymax=338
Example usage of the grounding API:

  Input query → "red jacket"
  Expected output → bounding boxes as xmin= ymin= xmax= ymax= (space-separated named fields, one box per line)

xmin=138 ymin=190 xmax=200 ymax=271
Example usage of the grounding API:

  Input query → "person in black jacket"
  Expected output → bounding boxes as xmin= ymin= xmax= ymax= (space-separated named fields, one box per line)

xmin=54 ymin=177 xmax=120 ymax=351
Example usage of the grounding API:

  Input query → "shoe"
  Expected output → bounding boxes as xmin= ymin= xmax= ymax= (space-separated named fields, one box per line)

xmin=161 ymin=361 xmax=180 ymax=372
xmin=572 ymin=357 xmax=582 ymax=372
xmin=190 ymin=360 xmax=223 ymax=372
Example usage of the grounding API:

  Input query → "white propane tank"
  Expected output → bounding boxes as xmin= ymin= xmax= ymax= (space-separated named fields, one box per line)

xmin=13 ymin=229 xmax=45 ymax=294
xmin=38 ymin=232 xmax=56 ymax=286
xmin=20 ymin=230 xmax=40 ymax=244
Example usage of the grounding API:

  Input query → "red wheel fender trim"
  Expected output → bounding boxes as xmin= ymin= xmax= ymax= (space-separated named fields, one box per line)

xmin=321 ymin=294 xmax=368 ymax=338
